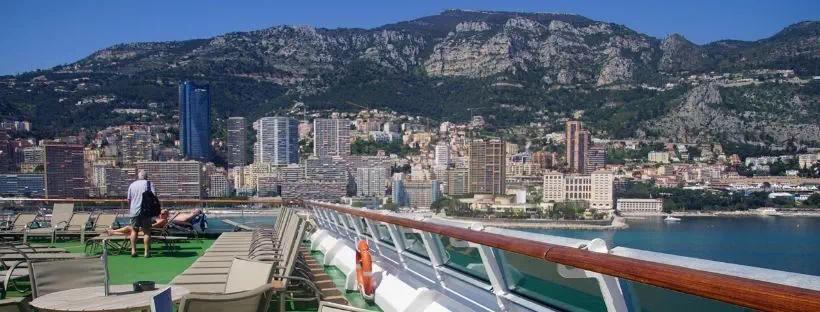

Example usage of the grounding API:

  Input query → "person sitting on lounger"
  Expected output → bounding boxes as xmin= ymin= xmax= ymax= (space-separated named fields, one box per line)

xmin=105 ymin=209 xmax=170 ymax=236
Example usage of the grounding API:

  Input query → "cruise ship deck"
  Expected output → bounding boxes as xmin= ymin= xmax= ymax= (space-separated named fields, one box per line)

xmin=1 ymin=198 xmax=820 ymax=312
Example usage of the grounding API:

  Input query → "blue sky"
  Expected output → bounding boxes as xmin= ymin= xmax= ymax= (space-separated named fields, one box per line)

xmin=1 ymin=0 xmax=818 ymax=75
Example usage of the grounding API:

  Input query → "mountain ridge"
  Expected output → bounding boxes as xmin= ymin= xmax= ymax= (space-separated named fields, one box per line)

xmin=2 ymin=9 xmax=819 ymax=145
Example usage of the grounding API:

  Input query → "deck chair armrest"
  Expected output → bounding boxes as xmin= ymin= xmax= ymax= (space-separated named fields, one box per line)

xmin=269 ymin=274 xmax=321 ymax=302
xmin=3 ymin=259 xmax=27 ymax=291
xmin=53 ymin=221 xmax=69 ymax=229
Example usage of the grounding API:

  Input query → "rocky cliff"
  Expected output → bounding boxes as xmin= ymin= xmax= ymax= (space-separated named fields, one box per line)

xmin=3 ymin=9 xmax=820 ymax=144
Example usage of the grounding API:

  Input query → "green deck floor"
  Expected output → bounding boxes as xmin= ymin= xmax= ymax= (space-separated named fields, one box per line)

xmin=9 ymin=237 xmax=383 ymax=312
xmin=50 ymin=238 xmax=214 ymax=285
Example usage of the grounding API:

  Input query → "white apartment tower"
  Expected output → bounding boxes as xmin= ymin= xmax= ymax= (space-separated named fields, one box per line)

xmin=313 ymin=118 xmax=351 ymax=158
xmin=256 ymin=117 xmax=299 ymax=165
xmin=434 ymin=142 xmax=450 ymax=169
xmin=356 ymin=167 xmax=387 ymax=197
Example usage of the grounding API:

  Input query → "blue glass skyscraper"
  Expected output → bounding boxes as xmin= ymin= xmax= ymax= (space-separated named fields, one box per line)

xmin=179 ymin=81 xmax=211 ymax=161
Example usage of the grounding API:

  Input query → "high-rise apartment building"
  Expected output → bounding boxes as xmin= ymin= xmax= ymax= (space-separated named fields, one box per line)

xmin=586 ymin=145 xmax=606 ymax=174
xmin=256 ymin=117 xmax=299 ymax=165
xmin=305 ymin=157 xmax=347 ymax=183
xmin=543 ymin=170 xmax=614 ymax=211
xmin=468 ymin=139 xmax=506 ymax=194
xmin=44 ymin=144 xmax=86 ymax=198
xmin=101 ymin=167 xmax=136 ymax=197
xmin=208 ymin=174 xmax=231 ymax=198
xmin=179 ymin=80 xmax=211 ymax=161
xmin=136 ymin=161 xmax=201 ymax=198
xmin=0 ymin=130 xmax=11 ymax=172
xmin=565 ymin=121 xmax=589 ymax=173
xmin=313 ymin=119 xmax=350 ymax=158
xmin=120 ymin=131 xmax=152 ymax=165
xmin=356 ymin=167 xmax=387 ymax=197
xmin=402 ymin=180 xmax=441 ymax=209
xmin=446 ymin=168 xmax=469 ymax=196
xmin=434 ymin=142 xmax=450 ymax=169
xmin=227 ymin=117 xmax=247 ymax=167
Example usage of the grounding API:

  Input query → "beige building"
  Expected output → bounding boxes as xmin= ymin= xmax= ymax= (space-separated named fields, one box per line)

xmin=648 ymin=151 xmax=671 ymax=164
xmin=799 ymin=153 xmax=820 ymax=169
xmin=617 ymin=198 xmax=663 ymax=214
xmin=136 ymin=161 xmax=201 ymax=198
xmin=543 ymin=170 xmax=614 ymax=210
xmin=446 ymin=168 xmax=469 ymax=196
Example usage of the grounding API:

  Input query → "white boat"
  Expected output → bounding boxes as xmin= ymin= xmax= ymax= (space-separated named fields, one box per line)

xmin=664 ymin=216 xmax=682 ymax=222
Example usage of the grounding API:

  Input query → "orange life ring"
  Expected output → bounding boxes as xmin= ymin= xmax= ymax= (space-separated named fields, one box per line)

xmin=355 ymin=240 xmax=375 ymax=297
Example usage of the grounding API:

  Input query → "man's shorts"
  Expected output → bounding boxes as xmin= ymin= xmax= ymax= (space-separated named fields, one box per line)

xmin=130 ymin=215 xmax=152 ymax=232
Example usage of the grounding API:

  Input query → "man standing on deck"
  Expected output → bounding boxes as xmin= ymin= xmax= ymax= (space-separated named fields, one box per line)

xmin=127 ymin=170 xmax=156 ymax=257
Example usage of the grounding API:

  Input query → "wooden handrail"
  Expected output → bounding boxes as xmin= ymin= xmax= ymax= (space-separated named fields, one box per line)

xmin=0 ymin=198 xmax=301 ymax=205
xmin=308 ymin=201 xmax=820 ymax=312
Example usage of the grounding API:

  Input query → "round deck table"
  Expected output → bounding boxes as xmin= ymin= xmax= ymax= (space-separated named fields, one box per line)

xmin=30 ymin=284 xmax=189 ymax=312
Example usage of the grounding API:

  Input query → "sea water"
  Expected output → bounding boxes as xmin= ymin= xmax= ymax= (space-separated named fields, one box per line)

xmin=213 ymin=215 xmax=820 ymax=275
xmin=527 ymin=216 xmax=820 ymax=276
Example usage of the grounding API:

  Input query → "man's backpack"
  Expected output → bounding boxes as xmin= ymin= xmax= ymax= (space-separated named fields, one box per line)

xmin=141 ymin=181 xmax=161 ymax=217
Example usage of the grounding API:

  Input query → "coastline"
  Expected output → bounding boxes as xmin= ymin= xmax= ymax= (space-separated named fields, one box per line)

xmin=439 ymin=216 xmax=629 ymax=230
xmin=621 ymin=210 xmax=820 ymax=218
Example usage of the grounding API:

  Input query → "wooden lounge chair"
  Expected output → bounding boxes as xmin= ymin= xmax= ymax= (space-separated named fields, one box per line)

xmin=25 ymin=203 xmax=74 ymax=244
xmin=177 ymin=284 xmax=274 ymax=312
xmin=28 ymin=257 xmax=106 ymax=299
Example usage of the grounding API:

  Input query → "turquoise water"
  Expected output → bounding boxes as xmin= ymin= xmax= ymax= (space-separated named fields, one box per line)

xmin=527 ymin=216 xmax=820 ymax=276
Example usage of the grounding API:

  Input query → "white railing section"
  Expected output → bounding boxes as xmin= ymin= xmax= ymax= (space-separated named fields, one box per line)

xmin=306 ymin=201 xmax=820 ymax=312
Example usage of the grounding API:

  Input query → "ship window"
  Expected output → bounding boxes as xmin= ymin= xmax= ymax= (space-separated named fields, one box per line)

xmin=398 ymin=226 xmax=429 ymax=259
xmin=496 ymin=249 xmax=606 ymax=311
xmin=345 ymin=215 xmax=356 ymax=231
xmin=376 ymin=223 xmax=394 ymax=246
xmin=437 ymin=235 xmax=489 ymax=283
xmin=360 ymin=218 xmax=371 ymax=237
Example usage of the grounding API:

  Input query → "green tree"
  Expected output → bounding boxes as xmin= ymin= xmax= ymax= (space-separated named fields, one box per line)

xmin=804 ymin=193 xmax=820 ymax=207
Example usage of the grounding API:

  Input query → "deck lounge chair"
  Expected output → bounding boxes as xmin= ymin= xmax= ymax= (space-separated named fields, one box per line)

xmin=25 ymin=203 xmax=74 ymax=244
xmin=177 ymin=284 xmax=274 ymax=312
xmin=172 ymin=257 xmax=274 ymax=294
xmin=28 ymin=257 xmax=106 ymax=299
xmin=0 ymin=214 xmax=39 ymax=242
xmin=53 ymin=213 xmax=91 ymax=243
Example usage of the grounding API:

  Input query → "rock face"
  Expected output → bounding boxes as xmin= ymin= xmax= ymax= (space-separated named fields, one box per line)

xmin=659 ymin=34 xmax=707 ymax=72
xmin=644 ymin=83 xmax=820 ymax=143
xmin=6 ymin=10 xmax=820 ymax=144
xmin=71 ymin=10 xmax=820 ymax=93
